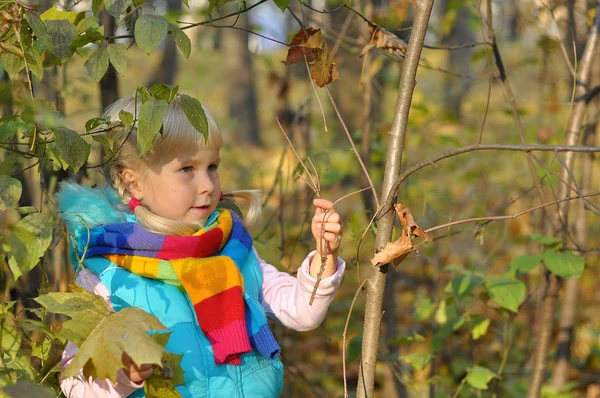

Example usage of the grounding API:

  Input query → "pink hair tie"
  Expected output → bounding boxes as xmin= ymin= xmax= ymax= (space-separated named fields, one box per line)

xmin=219 ymin=192 xmax=224 ymax=201
xmin=129 ymin=198 xmax=143 ymax=212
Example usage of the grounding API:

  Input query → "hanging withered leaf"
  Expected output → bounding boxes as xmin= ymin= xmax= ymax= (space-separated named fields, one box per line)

xmin=371 ymin=204 xmax=427 ymax=268
xmin=283 ymin=27 xmax=339 ymax=87
xmin=360 ymin=23 xmax=408 ymax=60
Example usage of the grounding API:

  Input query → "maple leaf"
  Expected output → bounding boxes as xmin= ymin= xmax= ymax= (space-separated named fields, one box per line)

xmin=62 ymin=307 xmax=167 ymax=383
xmin=371 ymin=204 xmax=427 ymax=268
xmin=144 ymin=332 xmax=185 ymax=397
xmin=35 ymin=289 xmax=111 ymax=346
xmin=360 ymin=23 xmax=408 ymax=60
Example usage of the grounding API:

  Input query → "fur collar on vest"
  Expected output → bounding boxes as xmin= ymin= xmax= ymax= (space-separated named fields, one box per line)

xmin=56 ymin=181 xmax=135 ymax=251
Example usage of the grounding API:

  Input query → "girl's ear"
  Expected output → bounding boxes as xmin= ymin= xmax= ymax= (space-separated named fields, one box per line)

xmin=120 ymin=168 xmax=144 ymax=200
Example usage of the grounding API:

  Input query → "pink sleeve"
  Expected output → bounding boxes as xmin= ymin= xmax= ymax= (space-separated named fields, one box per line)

xmin=59 ymin=270 xmax=144 ymax=398
xmin=257 ymin=249 xmax=345 ymax=331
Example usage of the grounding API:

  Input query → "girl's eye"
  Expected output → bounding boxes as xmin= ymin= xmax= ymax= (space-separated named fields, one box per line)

xmin=181 ymin=166 xmax=194 ymax=173
xmin=208 ymin=164 xmax=219 ymax=171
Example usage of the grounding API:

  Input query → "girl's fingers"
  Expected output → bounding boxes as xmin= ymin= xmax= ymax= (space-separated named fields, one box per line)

xmin=313 ymin=212 xmax=341 ymax=223
xmin=313 ymin=198 xmax=334 ymax=210
xmin=314 ymin=223 xmax=342 ymax=233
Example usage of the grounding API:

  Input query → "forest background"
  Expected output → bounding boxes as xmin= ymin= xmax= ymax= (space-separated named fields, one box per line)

xmin=1 ymin=0 xmax=600 ymax=397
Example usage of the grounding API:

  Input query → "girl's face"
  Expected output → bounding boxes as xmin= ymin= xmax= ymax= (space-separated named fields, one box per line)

xmin=131 ymin=147 xmax=222 ymax=225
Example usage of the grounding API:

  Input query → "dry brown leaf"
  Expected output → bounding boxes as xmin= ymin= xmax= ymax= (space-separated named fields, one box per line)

xmin=370 ymin=203 xmax=427 ymax=268
xmin=283 ymin=27 xmax=322 ymax=65
xmin=284 ymin=27 xmax=339 ymax=87
xmin=360 ymin=23 xmax=408 ymax=60
xmin=311 ymin=45 xmax=339 ymax=87
xmin=394 ymin=203 xmax=427 ymax=240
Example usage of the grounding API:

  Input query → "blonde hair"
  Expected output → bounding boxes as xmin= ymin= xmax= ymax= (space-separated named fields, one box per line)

xmin=102 ymin=95 xmax=262 ymax=235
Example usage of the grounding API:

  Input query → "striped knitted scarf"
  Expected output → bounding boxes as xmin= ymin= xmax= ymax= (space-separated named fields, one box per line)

xmin=84 ymin=209 xmax=280 ymax=365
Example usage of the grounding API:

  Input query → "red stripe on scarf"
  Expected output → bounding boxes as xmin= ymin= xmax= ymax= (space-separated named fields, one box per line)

xmin=159 ymin=228 xmax=224 ymax=259
xmin=194 ymin=286 xmax=250 ymax=364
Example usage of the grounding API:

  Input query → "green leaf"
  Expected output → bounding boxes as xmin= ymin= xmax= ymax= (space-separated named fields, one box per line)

xmin=465 ymin=366 xmax=498 ymax=390
xmin=85 ymin=117 xmax=109 ymax=132
xmin=134 ymin=15 xmax=168 ymax=54
xmin=35 ymin=290 xmax=110 ymax=345
xmin=182 ymin=0 xmax=189 ymax=7
xmin=44 ymin=20 xmax=76 ymax=61
xmin=179 ymin=94 xmax=208 ymax=139
xmin=119 ymin=110 xmax=134 ymax=127
xmin=93 ymin=135 xmax=115 ymax=151
xmin=145 ymin=333 xmax=185 ymax=396
xmin=415 ymin=297 xmax=436 ymax=322
xmin=444 ymin=273 xmax=483 ymax=301
xmin=530 ymin=233 xmax=562 ymax=246
xmin=9 ymin=213 xmax=54 ymax=276
xmin=347 ymin=335 xmax=362 ymax=363
xmin=70 ymin=29 xmax=105 ymax=50
xmin=272 ymin=0 xmax=289 ymax=12
xmin=137 ymin=99 xmax=168 ymax=155
xmin=0 ymin=116 xmax=34 ymax=142
xmin=137 ymin=86 xmax=155 ymax=103
xmin=170 ymin=23 xmax=191 ymax=59
xmin=471 ymin=318 xmax=490 ymax=340
xmin=85 ymin=45 xmax=109 ymax=82
xmin=107 ymin=43 xmax=127 ymax=76
xmin=104 ymin=0 xmax=133 ymax=18
xmin=92 ymin=0 xmax=103 ymax=16
xmin=25 ymin=11 xmax=53 ymax=51
xmin=1 ymin=319 xmax=21 ymax=358
xmin=484 ymin=275 xmax=525 ymax=313
xmin=52 ymin=127 xmax=91 ymax=172
xmin=40 ymin=6 xmax=85 ymax=24
xmin=63 ymin=307 xmax=167 ymax=383
xmin=510 ymin=254 xmax=541 ymax=274
xmin=388 ymin=333 xmax=426 ymax=346
xmin=24 ymin=47 xmax=44 ymax=80
xmin=542 ymin=250 xmax=585 ymax=278
xmin=0 ymin=52 xmax=25 ymax=78
xmin=149 ymin=84 xmax=179 ymax=103
xmin=399 ymin=353 xmax=433 ymax=371
xmin=4 ymin=233 xmax=31 ymax=280
xmin=0 ymin=176 xmax=22 ymax=210
xmin=77 ymin=16 xmax=100 ymax=33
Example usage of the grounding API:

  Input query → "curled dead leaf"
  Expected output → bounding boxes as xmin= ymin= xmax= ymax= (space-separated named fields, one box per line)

xmin=360 ymin=23 xmax=408 ymax=60
xmin=370 ymin=203 xmax=427 ymax=268
xmin=284 ymin=27 xmax=340 ymax=87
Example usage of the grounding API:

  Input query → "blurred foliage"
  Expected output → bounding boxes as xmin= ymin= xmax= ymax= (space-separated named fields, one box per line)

xmin=0 ymin=0 xmax=599 ymax=397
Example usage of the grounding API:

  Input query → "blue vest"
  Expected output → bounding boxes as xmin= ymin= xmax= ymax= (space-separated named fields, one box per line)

xmin=81 ymin=241 xmax=284 ymax=398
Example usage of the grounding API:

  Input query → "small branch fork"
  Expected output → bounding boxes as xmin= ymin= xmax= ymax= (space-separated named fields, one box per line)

xmin=276 ymin=118 xmax=370 ymax=306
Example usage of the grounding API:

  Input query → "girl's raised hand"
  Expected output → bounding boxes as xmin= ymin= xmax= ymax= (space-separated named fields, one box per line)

xmin=311 ymin=198 xmax=343 ymax=255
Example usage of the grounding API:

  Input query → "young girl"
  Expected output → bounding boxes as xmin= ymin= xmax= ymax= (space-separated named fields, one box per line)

xmin=56 ymin=95 xmax=345 ymax=397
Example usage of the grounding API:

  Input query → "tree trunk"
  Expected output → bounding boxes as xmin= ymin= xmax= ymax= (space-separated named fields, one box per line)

xmin=100 ymin=11 xmax=119 ymax=110
xmin=147 ymin=0 xmax=181 ymax=87
xmin=220 ymin=11 xmax=261 ymax=146
xmin=440 ymin=0 xmax=475 ymax=120
xmin=550 ymin=31 xmax=600 ymax=391
xmin=356 ymin=1 xmax=434 ymax=396
xmin=527 ymin=4 xmax=600 ymax=397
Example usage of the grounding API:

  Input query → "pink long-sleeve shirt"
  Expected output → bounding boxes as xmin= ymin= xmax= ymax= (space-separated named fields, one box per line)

xmin=60 ymin=250 xmax=345 ymax=397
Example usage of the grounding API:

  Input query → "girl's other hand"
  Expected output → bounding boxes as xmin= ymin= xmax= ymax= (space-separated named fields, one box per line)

xmin=122 ymin=353 xmax=154 ymax=383
xmin=311 ymin=198 xmax=343 ymax=255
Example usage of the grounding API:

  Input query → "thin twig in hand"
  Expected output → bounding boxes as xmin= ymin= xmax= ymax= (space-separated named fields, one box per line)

xmin=325 ymin=87 xmax=379 ymax=208
xmin=276 ymin=117 xmax=320 ymax=194
xmin=309 ymin=187 xmax=372 ymax=305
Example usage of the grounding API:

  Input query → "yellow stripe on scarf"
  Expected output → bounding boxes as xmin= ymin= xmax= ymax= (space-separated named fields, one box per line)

xmin=170 ymin=257 xmax=244 ymax=303
xmin=105 ymin=254 xmax=160 ymax=278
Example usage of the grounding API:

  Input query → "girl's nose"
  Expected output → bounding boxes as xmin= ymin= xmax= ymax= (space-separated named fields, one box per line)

xmin=197 ymin=172 xmax=214 ymax=194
